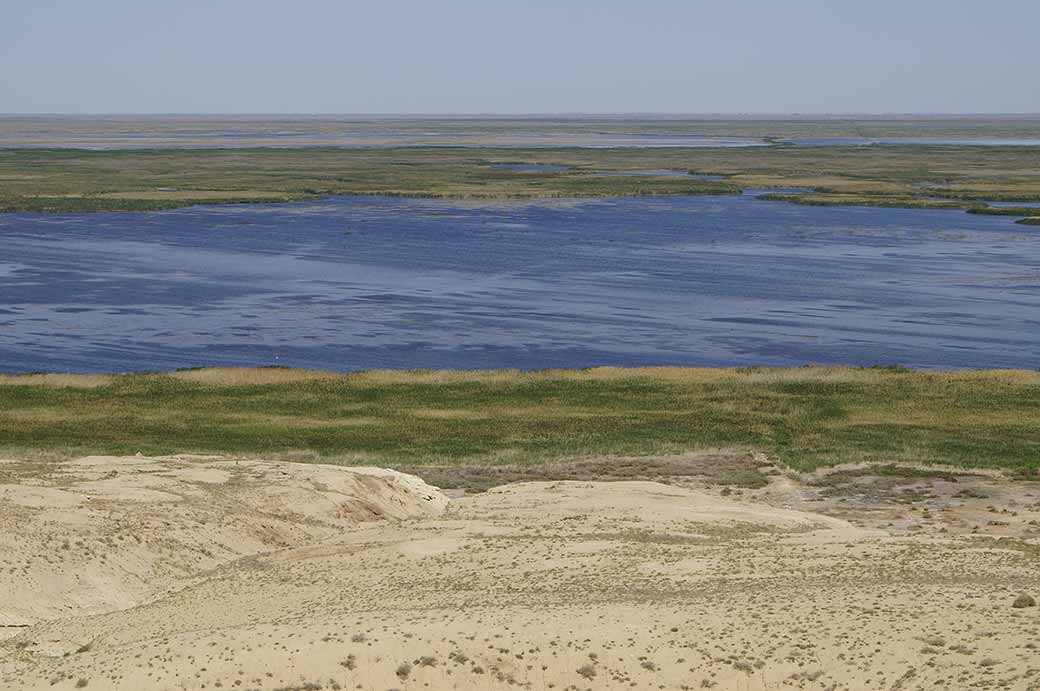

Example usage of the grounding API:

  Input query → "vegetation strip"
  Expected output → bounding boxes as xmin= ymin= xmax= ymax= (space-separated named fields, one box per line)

xmin=1 ymin=366 xmax=1036 ymax=474
xmin=2 ymin=146 xmax=1040 ymax=219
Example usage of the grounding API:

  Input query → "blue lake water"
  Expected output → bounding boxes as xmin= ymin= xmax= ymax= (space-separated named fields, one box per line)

xmin=1 ymin=193 xmax=1038 ymax=373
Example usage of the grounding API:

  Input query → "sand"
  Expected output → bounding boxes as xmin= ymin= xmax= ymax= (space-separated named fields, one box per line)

xmin=2 ymin=454 xmax=1039 ymax=690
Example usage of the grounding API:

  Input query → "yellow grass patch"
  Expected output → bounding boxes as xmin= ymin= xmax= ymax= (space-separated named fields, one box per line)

xmin=941 ymin=182 xmax=1040 ymax=194
xmin=726 ymin=175 xmax=908 ymax=193
xmin=410 ymin=409 xmax=491 ymax=420
xmin=0 ymin=373 xmax=115 ymax=388
xmin=5 ymin=366 xmax=1037 ymax=390
xmin=228 ymin=414 xmax=380 ymax=429
xmin=167 ymin=367 xmax=342 ymax=386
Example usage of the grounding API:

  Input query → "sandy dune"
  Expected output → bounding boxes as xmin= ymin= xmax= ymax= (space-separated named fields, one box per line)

xmin=2 ymin=455 xmax=1040 ymax=690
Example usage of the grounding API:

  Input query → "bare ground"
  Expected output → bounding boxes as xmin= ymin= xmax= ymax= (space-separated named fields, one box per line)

xmin=2 ymin=452 xmax=1039 ymax=690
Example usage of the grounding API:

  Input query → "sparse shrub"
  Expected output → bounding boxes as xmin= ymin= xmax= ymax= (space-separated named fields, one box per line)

xmin=732 ymin=659 xmax=753 ymax=674
xmin=396 ymin=662 xmax=412 ymax=680
xmin=75 ymin=681 xmax=88 ymax=689
xmin=576 ymin=664 xmax=596 ymax=679
xmin=789 ymin=670 xmax=824 ymax=681
xmin=1013 ymin=594 xmax=1036 ymax=608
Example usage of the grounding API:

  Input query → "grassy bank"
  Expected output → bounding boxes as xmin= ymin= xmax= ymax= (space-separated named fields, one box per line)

xmin=1 ymin=367 xmax=1036 ymax=475
xmin=756 ymin=192 xmax=981 ymax=210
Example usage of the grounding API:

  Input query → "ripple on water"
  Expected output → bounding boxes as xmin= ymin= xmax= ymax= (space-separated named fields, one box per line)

xmin=0 ymin=194 xmax=1037 ymax=373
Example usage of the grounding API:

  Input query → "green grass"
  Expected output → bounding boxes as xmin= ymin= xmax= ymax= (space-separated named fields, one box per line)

xmin=1 ymin=367 xmax=1036 ymax=474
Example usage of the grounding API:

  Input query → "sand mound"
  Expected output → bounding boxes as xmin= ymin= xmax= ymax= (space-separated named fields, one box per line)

xmin=0 ymin=455 xmax=446 ymax=626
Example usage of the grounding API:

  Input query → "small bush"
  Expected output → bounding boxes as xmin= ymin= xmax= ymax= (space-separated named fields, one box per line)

xmin=1013 ymin=594 xmax=1036 ymax=608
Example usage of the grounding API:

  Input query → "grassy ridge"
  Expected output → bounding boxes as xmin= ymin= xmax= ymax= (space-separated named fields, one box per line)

xmin=1 ymin=367 xmax=1036 ymax=474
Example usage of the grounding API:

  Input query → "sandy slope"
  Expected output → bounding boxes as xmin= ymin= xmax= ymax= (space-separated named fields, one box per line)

xmin=0 ymin=455 xmax=446 ymax=626
xmin=2 ymin=456 xmax=1040 ymax=690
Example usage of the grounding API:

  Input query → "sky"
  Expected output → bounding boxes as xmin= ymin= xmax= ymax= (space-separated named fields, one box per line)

xmin=3 ymin=0 xmax=1038 ymax=114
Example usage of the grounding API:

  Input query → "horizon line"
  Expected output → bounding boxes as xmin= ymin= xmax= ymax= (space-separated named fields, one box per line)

xmin=3 ymin=112 xmax=1040 ymax=118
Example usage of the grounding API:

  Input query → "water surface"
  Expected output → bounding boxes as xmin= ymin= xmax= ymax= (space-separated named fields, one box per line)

xmin=1 ymin=194 xmax=1038 ymax=373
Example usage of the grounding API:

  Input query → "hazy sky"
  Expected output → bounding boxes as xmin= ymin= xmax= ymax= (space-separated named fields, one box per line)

xmin=3 ymin=0 xmax=1038 ymax=114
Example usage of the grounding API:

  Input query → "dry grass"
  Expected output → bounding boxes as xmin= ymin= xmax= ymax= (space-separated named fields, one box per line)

xmin=8 ymin=365 xmax=1039 ymax=389
xmin=0 ymin=373 xmax=116 ymax=389
xmin=168 ymin=367 xmax=341 ymax=386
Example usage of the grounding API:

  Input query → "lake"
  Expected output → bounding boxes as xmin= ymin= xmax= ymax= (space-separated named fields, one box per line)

xmin=1 ymin=193 xmax=1038 ymax=373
